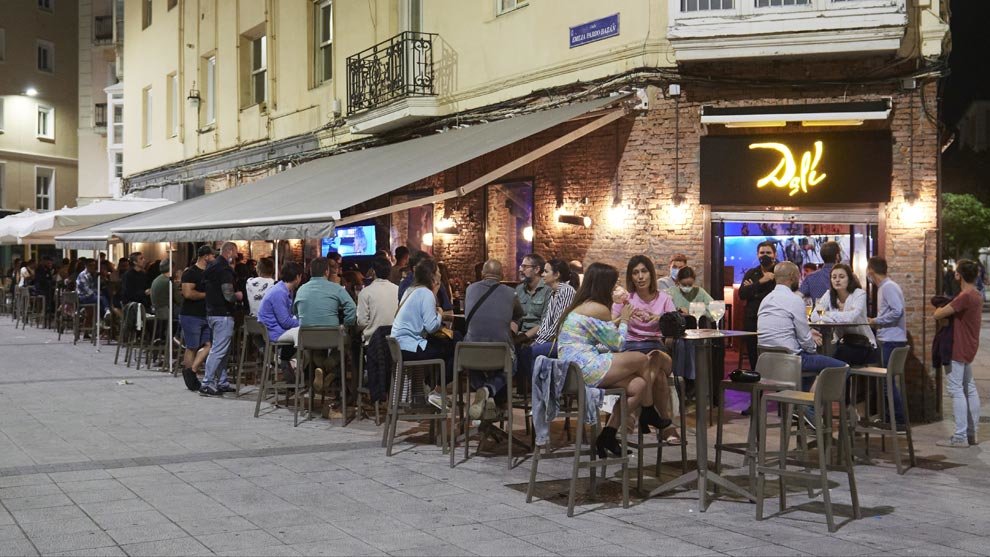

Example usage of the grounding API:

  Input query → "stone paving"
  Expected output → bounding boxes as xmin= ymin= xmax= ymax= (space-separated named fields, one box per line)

xmin=1 ymin=317 xmax=989 ymax=556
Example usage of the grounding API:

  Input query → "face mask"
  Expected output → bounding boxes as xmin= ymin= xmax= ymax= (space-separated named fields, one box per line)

xmin=671 ymin=267 xmax=679 ymax=280
xmin=679 ymin=285 xmax=694 ymax=293
xmin=759 ymin=255 xmax=773 ymax=268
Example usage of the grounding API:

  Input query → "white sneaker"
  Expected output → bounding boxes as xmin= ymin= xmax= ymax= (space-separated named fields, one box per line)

xmin=469 ymin=388 xmax=492 ymax=420
xmin=935 ymin=438 xmax=970 ymax=448
xmin=428 ymin=391 xmax=447 ymax=410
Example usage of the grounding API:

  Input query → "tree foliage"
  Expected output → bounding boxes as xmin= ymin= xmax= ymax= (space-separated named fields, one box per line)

xmin=942 ymin=193 xmax=990 ymax=259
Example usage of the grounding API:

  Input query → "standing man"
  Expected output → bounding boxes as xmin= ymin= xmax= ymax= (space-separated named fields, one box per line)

xmin=866 ymin=256 xmax=908 ymax=427
xmin=933 ymin=259 xmax=983 ymax=448
xmin=515 ymin=253 xmax=548 ymax=339
xmin=150 ymin=259 xmax=181 ymax=321
xmin=739 ymin=241 xmax=778 ymax=369
xmin=658 ymin=254 xmax=687 ymax=292
xmin=200 ymin=242 xmax=241 ymax=397
xmin=799 ymin=240 xmax=840 ymax=301
xmin=180 ymin=246 xmax=215 ymax=390
xmin=121 ymin=252 xmax=151 ymax=308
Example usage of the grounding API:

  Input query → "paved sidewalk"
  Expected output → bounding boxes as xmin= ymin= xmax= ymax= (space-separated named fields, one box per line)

xmin=1 ymin=318 xmax=989 ymax=556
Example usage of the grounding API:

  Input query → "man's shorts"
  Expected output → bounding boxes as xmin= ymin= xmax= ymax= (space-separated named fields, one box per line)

xmin=179 ymin=315 xmax=212 ymax=350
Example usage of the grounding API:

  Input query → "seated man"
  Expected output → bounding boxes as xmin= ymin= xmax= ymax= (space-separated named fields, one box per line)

xmin=294 ymin=257 xmax=357 ymax=391
xmin=357 ymin=257 xmax=398 ymax=345
xmin=257 ymin=262 xmax=302 ymax=382
xmin=464 ymin=259 xmax=524 ymax=420
xmin=76 ymin=259 xmax=111 ymax=313
xmin=758 ymin=261 xmax=845 ymax=392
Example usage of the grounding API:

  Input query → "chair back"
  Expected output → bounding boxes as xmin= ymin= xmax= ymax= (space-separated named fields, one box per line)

xmin=814 ymin=366 xmax=851 ymax=405
xmin=454 ymin=342 xmax=512 ymax=373
xmin=62 ymin=291 xmax=79 ymax=308
xmin=297 ymin=325 xmax=345 ymax=351
xmin=757 ymin=345 xmax=791 ymax=356
xmin=121 ymin=302 xmax=142 ymax=333
xmin=243 ymin=315 xmax=267 ymax=336
xmin=755 ymin=352 xmax=802 ymax=388
xmin=887 ymin=346 xmax=909 ymax=377
xmin=153 ymin=305 xmax=171 ymax=321
xmin=386 ymin=336 xmax=403 ymax=368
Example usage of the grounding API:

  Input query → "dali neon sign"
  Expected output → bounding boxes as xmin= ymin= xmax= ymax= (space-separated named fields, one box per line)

xmin=748 ymin=140 xmax=827 ymax=197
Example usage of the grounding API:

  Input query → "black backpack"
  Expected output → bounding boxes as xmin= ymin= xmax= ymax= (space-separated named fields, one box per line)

xmin=659 ymin=311 xmax=687 ymax=339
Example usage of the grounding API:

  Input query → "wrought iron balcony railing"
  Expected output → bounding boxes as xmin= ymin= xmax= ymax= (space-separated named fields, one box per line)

xmin=346 ymin=31 xmax=437 ymax=116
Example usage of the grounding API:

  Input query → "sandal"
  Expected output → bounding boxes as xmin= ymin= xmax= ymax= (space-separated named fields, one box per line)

xmin=661 ymin=426 xmax=684 ymax=446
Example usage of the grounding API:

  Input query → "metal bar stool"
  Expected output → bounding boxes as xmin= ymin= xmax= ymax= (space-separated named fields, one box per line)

xmin=252 ymin=330 xmax=298 ymax=418
xmin=296 ymin=326 xmax=349 ymax=427
xmin=355 ymin=342 xmax=382 ymax=425
xmin=114 ymin=303 xmax=143 ymax=367
xmin=629 ymin=373 xmax=689 ymax=493
xmin=849 ymin=346 xmax=915 ymax=474
xmin=57 ymin=291 xmax=78 ymax=342
xmin=525 ymin=362 xmax=630 ymax=517
xmin=236 ymin=315 xmax=265 ymax=397
xmin=756 ymin=365 xmax=860 ymax=533
xmin=450 ymin=342 xmax=516 ymax=469
xmin=382 ymin=336 xmax=448 ymax=457
xmin=143 ymin=307 xmax=175 ymax=372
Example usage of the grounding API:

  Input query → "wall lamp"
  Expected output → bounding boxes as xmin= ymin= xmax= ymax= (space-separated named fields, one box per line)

xmin=435 ymin=217 xmax=460 ymax=235
xmin=558 ymin=214 xmax=592 ymax=228
xmin=186 ymin=88 xmax=201 ymax=108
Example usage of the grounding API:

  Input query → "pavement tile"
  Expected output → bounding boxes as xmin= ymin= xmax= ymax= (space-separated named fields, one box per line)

xmin=289 ymin=538 xmax=386 ymax=556
xmin=0 ymin=483 xmax=63 ymax=499
xmin=105 ymin=522 xmax=188 ymax=545
xmin=0 ymin=537 xmax=40 ymax=557
xmin=517 ymin=530 xmax=611 ymax=552
xmin=454 ymin=537 xmax=555 ymax=556
xmin=90 ymin=510 xmax=172 ymax=530
xmin=0 ymin=474 xmax=52 ymax=489
xmin=266 ymin=522 xmax=350 ymax=544
xmin=51 ymin=547 xmax=128 ymax=557
xmin=120 ymin=536 xmax=213 ymax=556
xmin=486 ymin=515 xmax=564 ymax=537
xmin=216 ymin=545 xmax=302 ymax=557
xmin=78 ymin=498 xmax=154 ymax=516
xmin=432 ymin=523 xmax=508 ymax=545
xmin=0 ymin=526 xmax=24 ymax=542
xmin=27 ymin=530 xmax=117 ymax=554
xmin=3 ymin=493 xmax=74 ymax=511
xmin=11 ymin=505 xmax=89 ymax=524
xmin=174 ymin=515 xmax=259 ymax=536
xmin=48 ymin=470 xmax=114 ymax=483
xmin=195 ymin=528 xmax=284 ymax=552
xmin=20 ymin=518 xmax=102 ymax=537
xmin=363 ymin=528 xmax=445 ymax=552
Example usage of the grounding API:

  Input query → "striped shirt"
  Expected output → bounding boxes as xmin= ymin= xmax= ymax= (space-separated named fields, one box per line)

xmin=535 ymin=283 xmax=576 ymax=344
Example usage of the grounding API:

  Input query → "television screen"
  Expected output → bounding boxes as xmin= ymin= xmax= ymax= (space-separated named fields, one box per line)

xmin=724 ymin=231 xmax=850 ymax=284
xmin=321 ymin=225 xmax=376 ymax=257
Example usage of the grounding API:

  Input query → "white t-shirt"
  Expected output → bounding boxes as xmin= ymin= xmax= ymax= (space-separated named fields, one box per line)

xmin=18 ymin=267 xmax=31 ymax=287
xmin=245 ymin=277 xmax=275 ymax=315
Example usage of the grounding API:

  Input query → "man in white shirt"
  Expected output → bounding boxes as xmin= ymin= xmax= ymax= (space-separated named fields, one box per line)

xmin=357 ymin=257 xmax=399 ymax=344
xmin=758 ymin=261 xmax=845 ymax=386
xmin=245 ymin=257 xmax=275 ymax=315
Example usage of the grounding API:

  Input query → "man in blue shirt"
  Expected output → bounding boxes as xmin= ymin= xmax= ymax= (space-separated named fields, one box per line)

xmin=258 ymin=262 xmax=303 ymax=383
xmin=799 ymin=241 xmax=840 ymax=302
xmin=866 ymin=256 xmax=908 ymax=426
xmin=293 ymin=257 xmax=356 ymax=392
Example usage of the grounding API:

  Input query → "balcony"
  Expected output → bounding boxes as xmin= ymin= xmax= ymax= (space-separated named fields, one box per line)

xmin=94 ymin=15 xmax=113 ymax=44
xmin=345 ymin=31 xmax=441 ymax=134
xmin=667 ymin=0 xmax=909 ymax=61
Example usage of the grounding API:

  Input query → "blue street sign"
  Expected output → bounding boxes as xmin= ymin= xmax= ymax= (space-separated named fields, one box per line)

xmin=569 ymin=13 xmax=620 ymax=49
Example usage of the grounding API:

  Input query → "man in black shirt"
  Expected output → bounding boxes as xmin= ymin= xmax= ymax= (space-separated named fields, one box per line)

xmin=121 ymin=252 xmax=152 ymax=308
xmin=739 ymin=240 xmax=778 ymax=370
xmin=200 ymin=242 xmax=241 ymax=396
xmin=180 ymin=245 xmax=215 ymax=384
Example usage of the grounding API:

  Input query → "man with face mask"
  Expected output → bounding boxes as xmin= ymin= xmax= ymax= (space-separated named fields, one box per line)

xmin=739 ymin=240 xmax=778 ymax=370
xmin=658 ymin=254 xmax=687 ymax=292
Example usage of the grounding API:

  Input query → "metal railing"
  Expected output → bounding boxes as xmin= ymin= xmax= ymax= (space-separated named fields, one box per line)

xmin=346 ymin=31 xmax=437 ymax=116
xmin=94 ymin=16 xmax=113 ymax=44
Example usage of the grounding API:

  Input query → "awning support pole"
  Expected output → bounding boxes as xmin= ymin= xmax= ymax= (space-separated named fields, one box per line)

xmin=168 ymin=248 xmax=173 ymax=374
xmin=96 ymin=246 xmax=103 ymax=352
xmin=274 ymin=240 xmax=279 ymax=281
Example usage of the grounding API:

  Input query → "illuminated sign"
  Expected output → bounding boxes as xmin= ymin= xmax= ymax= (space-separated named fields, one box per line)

xmin=699 ymin=131 xmax=892 ymax=206
xmin=748 ymin=140 xmax=826 ymax=196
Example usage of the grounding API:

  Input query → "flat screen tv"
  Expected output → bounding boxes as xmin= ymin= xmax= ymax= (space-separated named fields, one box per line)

xmin=321 ymin=225 xmax=376 ymax=257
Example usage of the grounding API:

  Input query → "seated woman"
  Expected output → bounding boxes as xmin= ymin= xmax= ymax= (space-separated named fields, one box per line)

xmin=816 ymin=263 xmax=877 ymax=365
xmin=612 ymin=255 xmax=681 ymax=444
xmin=666 ymin=266 xmax=714 ymax=393
xmin=517 ymin=259 xmax=577 ymax=377
xmin=391 ymin=259 xmax=455 ymax=382
xmin=558 ymin=263 xmax=673 ymax=457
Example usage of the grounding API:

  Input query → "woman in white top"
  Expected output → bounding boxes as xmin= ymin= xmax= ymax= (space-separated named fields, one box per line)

xmin=815 ymin=263 xmax=877 ymax=365
xmin=18 ymin=260 xmax=35 ymax=288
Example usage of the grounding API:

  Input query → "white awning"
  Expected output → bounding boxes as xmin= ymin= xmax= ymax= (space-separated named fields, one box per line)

xmin=0 ymin=210 xmax=44 ymax=245
xmin=110 ymin=95 xmax=628 ymax=243
xmin=17 ymin=196 xmax=173 ymax=245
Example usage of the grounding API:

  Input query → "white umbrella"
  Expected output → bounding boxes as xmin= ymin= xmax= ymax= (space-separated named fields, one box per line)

xmin=0 ymin=210 xmax=41 ymax=244
xmin=19 ymin=197 xmax=174 ymax=245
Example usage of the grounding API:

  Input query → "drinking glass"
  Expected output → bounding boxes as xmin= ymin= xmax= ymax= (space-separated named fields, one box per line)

xmin=689 ymin=302 xmax=706 ymax=330
xmin=708 ymin=300 xmax=726 ymax=332
xmin=815 ymin=301 xmax=827 ymax=321
xmin=805 ymin=298 xmax=814 ymax=320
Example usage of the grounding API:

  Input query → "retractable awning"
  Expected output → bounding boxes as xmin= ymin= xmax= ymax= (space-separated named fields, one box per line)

xmin=54 ymin=200 xmax=176 ymax=250
xmin=18 ymin=196 xmax=173 ymax=245
xmin=0 ymin=210 xmax=41 ymax=244
xmin=111 ymin=94 xmax=629 ymax=243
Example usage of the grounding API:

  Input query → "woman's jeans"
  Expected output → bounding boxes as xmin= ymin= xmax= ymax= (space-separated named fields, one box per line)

xmin=947 ymin=360 xmax=981 ymax=442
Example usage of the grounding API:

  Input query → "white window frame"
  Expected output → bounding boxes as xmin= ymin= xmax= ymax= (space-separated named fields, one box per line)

xmin=35 ymin=166 xmax=54 ymax=211
xmin=36 ymin=105 xmax=54 ymax=140
xmin=37 ymin=40 xmax=54 ymax=73
xmin=38 ymin=0 xmax=54 ymax=12
xmin=204 ymin=55 xmax=216 ymax=125
xmin=679 ymin=0 xmax=735 ymax=12
xmin=108 ymin=149 xmax=123 ymax=197
xmin=167 ymin=72 xmax=179 ymax=137
xmin=250 ymin=35 xmax=267 ymax=105
xmin=142 ymin=86 xmax=152 ymax=147
xmin=316 ymin=0 xmax=333 ymax=85
xmin=0 ymin=28 xmax=6 ymax=63
xmin=109 ymin=96 xmax=124 ymax=147
xmin=495 ymin=0 xmax=528 ymax=16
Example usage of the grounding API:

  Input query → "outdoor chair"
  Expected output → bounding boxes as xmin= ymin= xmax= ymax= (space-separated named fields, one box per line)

xmin=296 ymin=325 xmax=349 ymax=427
xmin=849 ymin=346 xmax=916 ymax=474
xmin=450 ymin=342 xmax=516 ymax=469
xmin=57 ymin=291 xmax=78 ymax=342
xmin=756 ymin=365 xmax=860 ymax=533
xmin=382 ymin=336 xmax=448 ymax=456
xmin=114 ymin=302 xmax=144 ymax=367
xmin=628 ymin=373 xmax=690 ymax=493
xmin=143 ymin=306 xmax=177 ymax=372
xmin=236 ymin=315 xmax=265 ymax=397
xmin=253 ymin=330 xmax=298 ymax=419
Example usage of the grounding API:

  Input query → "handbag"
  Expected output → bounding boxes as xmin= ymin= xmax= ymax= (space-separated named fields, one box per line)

xmin=729 ymin=369 xmax=761 ymax=383
xmin=839 ymin=333 xmax=872 ymax=348
xmin=659 ymin=311 xmax=687 ymax=338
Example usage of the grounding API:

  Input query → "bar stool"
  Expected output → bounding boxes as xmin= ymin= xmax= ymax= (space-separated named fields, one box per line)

xmin=849 ymin=346 xmax=915 ymax=474
xmin=77 ymin=301 xmax=98 ymax=346
xmin=236 ymin=315 xmax=266 ymax=397
xmin=382 ymin=336 xmax=448 ymax=457
xmin=526 ymin=362 xmax=630 ymax=517
xmin=114 ymin=303 xmax=143 ymax=366
xmin=57 ymin=291 xmax=78 ymax=341
xmin=296 ymin=326 xmax=349 ymax=427
xmin=253 ymin=331 xmax=298 ymax=419
xmin=715 ymin=352 xmax=802 ymax=489
xmin=141 ymin=307 xmax=172 ymax=371
xmin=450 ymin=342 xmax=515 ymax=469
xmin=756 ymin=365 xmax=859 ymax=533
xmin=629 ymin=374 xmax=689 ymax=492
xmin=355 ymin=342 xmax=382 ymax=425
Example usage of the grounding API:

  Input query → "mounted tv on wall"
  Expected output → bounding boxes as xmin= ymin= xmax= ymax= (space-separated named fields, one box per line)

xmin=321 ymin=225 xmax=376 ymax=258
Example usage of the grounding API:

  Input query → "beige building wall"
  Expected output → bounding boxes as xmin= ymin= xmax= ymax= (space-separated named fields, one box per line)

xmin=78 ymin=0 xmax=118 ymax=203
xmin=0 ymin=1 xmax=79 ymax=211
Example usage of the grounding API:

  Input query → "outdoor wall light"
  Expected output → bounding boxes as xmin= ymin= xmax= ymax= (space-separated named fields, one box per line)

xmin=24 ymin=87 xmax=38 ymax=97
xmin=522 ymin=226 xmax=534 ymax=242
xmin=899 ymin=193 xmax=925 ymax=226
xmin=558 ymin=214 xmax=592 ymax=228
xmin=435 ymin=218 xmax=459 ymax=235
xmin=607 ymin=204 xmax=627 ymax=230
xmin=187 ymin=89 xmax=201 ymax=108
xmin=422 ymin=232 xmax=434 ymax=247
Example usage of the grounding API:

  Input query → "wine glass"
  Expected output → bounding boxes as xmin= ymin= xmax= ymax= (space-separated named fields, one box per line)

xmin=815 ymin=301 xmax=827 ymax=321
xmin=805 ymin=298 xmax=814 ymax=320
xmin=689 ymin=302 xmax=706 ymax=330
xmin=708 ymin=300 xmax=726 ymax=332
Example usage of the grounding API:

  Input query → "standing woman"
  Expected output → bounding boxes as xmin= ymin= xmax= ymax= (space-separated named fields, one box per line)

xmin=816 ymin=263 xmax=876 ymax=365
xmin=557 ymin=263 xmax=672 ymax=458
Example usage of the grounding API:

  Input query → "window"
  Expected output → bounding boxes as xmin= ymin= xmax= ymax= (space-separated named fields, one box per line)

xmin=681 ymin=0 xmax=734 ymax=10
xmin=316 ymin=1 xmax=332 ymax=84
xmin=94 ymin=102 xmax=107 ymax=128
xmin=168 ymin=0 xmax=177 ymax=10
xmin=35 ymin=167 xmax=53 ymax=211
xmin=755 ymin=0 xmax=809 ymax=6
xmin=113 ymin=152 xmax=123 ymax=179
xmin=167 ymin=72 xmax=179 ymax=136
xmin=250 ymin=35 xmax=267 ymax=105
xmin=110 ymin=102 xmax=123 ymax=146
xmin=36 ymin=105 xmax=54 ymax=139
xmin=496 ymin=0 xmax=527 ymax=15
xmin=204 ymin=55 xmax=216 ymax=125
xmin=142 ymin=87 xmax=152 ymax=146
xmin=38 ymin=0 xmax=53 ymax=12
xmin=142 ymin=0 xmax=152 ymax=29
xmin=0 ymin=163 xmax=5 ymax=208
xmin=37 ymin=40 xmax=54 ymax=73
xmin=0 ymin=98 xmax=4 ymax=133
xmin=0 ymin=28 xmax=6 ymax=62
